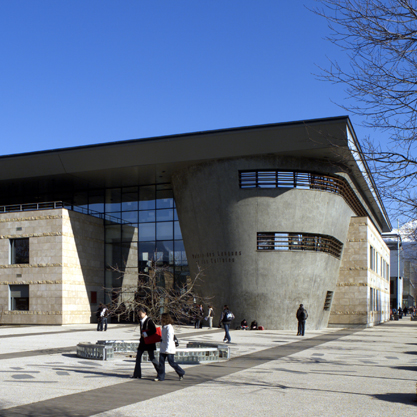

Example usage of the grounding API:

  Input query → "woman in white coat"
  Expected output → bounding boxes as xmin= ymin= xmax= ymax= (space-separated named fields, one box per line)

xmin=155 ymin=313 xmax=185 ymax=382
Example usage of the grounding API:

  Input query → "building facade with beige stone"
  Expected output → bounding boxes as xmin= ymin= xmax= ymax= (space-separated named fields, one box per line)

xmin=0 ymin=117 xmax=392 ymax=328
xmin=330 ymin=217 xmax=390 ymax=326
xmin=0 ymin=208 xmax=104 ymax=324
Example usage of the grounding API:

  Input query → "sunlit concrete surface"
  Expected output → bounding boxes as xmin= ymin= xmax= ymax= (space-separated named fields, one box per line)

xmin=0 ymin=320 xmax=416 ymax=416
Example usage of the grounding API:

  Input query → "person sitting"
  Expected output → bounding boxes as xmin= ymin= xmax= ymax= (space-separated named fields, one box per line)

xmin=240 ymin=319 xmax=248 ymax=330
xmin=250 ymin=320 xmax=258 ymax=330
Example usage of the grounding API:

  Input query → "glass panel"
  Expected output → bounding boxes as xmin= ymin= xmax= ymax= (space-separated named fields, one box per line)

xmin=106 ymin=212 xmax=122 ymax=224
xmin=105 ymin=188 xmax=122 ymax=213
xmin=156 ymin=209 xmax=174 ymax=222
xmin=157 ymin=222 xmax=173 ymax=240
xmin=121 ymin=211 xmax=138 ymax=224
xmin=156 ymin=189 xmax=174 ymax=209
xmin=10 ymin=238 xmax=29 ymax=264
xmin=121 ymin=241 xmax=138 ymax=269
xmin=139 ymin=186 xmax=156 ymax=210
xmin=174 ymin=221 xmax=182 ymax=240
xmin=122 ymin=187 xmax=139 ymax=211
xmin=138 ymin=241 xmax=155 ymax=272
xmin=108 ymin=243 xmax=122 ymax=269
xmin=10 ymin=284 xmax=29 ymax=311
xmin=105 ymin=224 xmax=121 ymax=243
xmin=173 ymin=209 xmax=179 ymax=221
xmin=139 ymin=210 xmax=155 ymax=223
xmin=122 ymin=224 xmax=138 ymax=242
xmin=156 ymin=241 xmax=174 ymax=266
xmin=73 ymin=192 xmax=88 ymax=210
xmin=139 ymin=223 xmax=155 ymax=241
xmin=89 ymin=190 xmax=104 ymax=213
xmin=174 ymin=240 xmax=187 ymax=266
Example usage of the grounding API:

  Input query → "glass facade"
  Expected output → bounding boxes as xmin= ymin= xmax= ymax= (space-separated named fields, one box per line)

xmin=98 ymin=184 xmax=188 ymax=303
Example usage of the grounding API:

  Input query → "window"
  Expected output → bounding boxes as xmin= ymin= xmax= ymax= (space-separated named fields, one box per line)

xmin=370 ymin=246 xmax=375 ymax=271
xmin=10 ymin=238 xmax=29 ymax=264
xmin=90 ymin=291 xmax=97 ymax=304
xmin=9 ymin=284 xmax=29 ymax=311
xmin=257 ymin=232 xmax=343 ymax=259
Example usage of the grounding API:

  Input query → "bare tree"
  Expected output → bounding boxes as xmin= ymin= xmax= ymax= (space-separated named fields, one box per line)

xmin=105 ymin=263 xmax=211 ymax=325
xmin=313 ymin=0 xmax=417 ymax=218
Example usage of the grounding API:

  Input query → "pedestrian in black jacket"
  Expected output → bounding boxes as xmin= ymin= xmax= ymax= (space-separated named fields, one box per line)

xmin=296 ymin=304 xmax=308 ymax=336
xmin=131 ymin=307 xmax=159 ymax=379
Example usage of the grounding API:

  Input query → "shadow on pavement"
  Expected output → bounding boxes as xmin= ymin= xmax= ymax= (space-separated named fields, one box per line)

xmin=372 ymin=393 xmax=417 ymax=405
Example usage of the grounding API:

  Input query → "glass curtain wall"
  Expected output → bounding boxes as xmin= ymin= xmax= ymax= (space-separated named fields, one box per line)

xmin=98 ymin=184 xmax=188 ymax=308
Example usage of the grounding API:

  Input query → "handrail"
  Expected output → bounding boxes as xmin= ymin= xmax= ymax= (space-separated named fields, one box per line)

xmin=0 ymin=201 xmax=129 ymax=225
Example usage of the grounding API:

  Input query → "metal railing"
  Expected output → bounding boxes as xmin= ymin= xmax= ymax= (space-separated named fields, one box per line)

xmin=257 ymin=232 xmax=343 ymax=259
xmin=0 ymin=201 xmax=128 ymax=225
xmin=239 ymin=170 xmax=367 ymax=217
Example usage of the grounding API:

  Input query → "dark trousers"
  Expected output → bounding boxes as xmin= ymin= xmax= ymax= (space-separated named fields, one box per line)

xmin=157 ymin=353 xmax=185 ymax=381
xmin=298 ymin=320 xmax=306 ymax=336
xmin=97 ymin=318 xmax=107 ymax=331
xmin=133 ymin=349 xmax=158 ymax=378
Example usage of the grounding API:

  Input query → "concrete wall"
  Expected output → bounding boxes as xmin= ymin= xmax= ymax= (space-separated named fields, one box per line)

xmin=0 ymin=209 xmax=104 ymax=325
xmin=330 ymin=217 xmax=390 ymax=326
xmin=172 ymin=155 xmax=355 ymax=330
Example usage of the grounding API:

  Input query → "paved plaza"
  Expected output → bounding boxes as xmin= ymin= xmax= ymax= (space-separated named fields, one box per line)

xmin=0 ymin=319 xmax=416 ymax=416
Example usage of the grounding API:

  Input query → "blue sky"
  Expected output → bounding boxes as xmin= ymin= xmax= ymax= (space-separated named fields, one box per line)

xmin=0 ymin=1 xmax=369 ymax=156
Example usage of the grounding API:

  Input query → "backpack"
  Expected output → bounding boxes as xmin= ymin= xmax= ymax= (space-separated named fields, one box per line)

xmin=299 ymin=309 xmax=307 ymax=320
xmin=223 ymin=310 xmax=235 ymax=322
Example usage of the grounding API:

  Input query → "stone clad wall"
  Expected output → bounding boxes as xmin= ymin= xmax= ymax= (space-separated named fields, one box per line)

xmin=62 ymin=211 xmax=104 ymax=324
xmin=172 ymin=156 xmax=356 ymax=330
xmin=0 ymin=210 xmax=65 ymax=324
xmin=0 ymin=209 xmax=104 ymax=325
xmin=330 ymin=217 xmax=390 ymax=326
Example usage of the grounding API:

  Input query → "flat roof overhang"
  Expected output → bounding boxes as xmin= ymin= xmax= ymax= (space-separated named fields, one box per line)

xmin=0 ymin=116 xmax=392 ymax=232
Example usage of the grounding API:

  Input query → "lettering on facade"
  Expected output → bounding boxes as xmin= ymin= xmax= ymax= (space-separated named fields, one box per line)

xmin=190 ymin=250 xmax=242 ymax=266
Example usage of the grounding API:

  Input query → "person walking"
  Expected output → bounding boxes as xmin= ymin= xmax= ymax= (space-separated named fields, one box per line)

xmin=296 ymin=304 xmax=308 ymax=336
xmin=206 ymin=305 xmax=214 ymax=329
xmin=131 ymin=307 xmax=159 ymax=379
xmin=219 ymin=305 xmax=234 ymax=343
xmin=154 ymin=313 xmax=185 ymax=382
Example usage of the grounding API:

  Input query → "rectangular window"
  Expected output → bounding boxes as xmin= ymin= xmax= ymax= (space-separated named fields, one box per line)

xmin=10 ymin=238 xmax=29 ymax=264
xmin=369 ymin=246 xmax=375 ymax=271
xmin=90 ymin=291 xmax=97 ymax=304
xmin=9 ymin=284 xmax=29 ymax=311
xmin=370 ymin=287 xmax=374 ymax=311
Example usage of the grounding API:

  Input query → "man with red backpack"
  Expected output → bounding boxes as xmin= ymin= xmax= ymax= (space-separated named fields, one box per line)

xmin=131 ymin=307 xmax=159 ymax=379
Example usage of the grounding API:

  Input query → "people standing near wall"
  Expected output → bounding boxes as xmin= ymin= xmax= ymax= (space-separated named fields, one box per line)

xmin=155 ymin=313 xmax=185 ymax=382
xmin=193 ymin=304 xmax=200 ymax=329
xmin=199 ymin=304 xmax=204 ymax=328
xmin=131 ymin=307 xmax=159 ymax=379
xmin=206 ymin=305 xmax=214 ymax=328
xmin=97 ymin=303 xmax=109 ymax=332
xmin=219 ymin=305 xmax=235 ymax=343
xmin=96 ymin=303 xmax=104 ymax=331
xmin=296 ymin=304 xmax=308 ymax=336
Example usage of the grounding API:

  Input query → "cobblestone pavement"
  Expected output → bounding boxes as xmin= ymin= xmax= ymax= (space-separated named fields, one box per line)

xmin=0 ymin=320 xmax=416 ymax=416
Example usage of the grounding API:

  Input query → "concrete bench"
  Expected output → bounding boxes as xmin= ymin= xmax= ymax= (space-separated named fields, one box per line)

xmin=76 ymin=339 xmax=230 ymax=363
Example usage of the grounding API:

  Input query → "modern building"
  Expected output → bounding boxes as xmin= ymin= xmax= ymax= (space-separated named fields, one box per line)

xmin=0 ymin=116 xmax=391 ymax=329
xmin=382 ymin=233 xmax=404 ymax=310
xmin=383 ymin=226 xmax=417 ymax=310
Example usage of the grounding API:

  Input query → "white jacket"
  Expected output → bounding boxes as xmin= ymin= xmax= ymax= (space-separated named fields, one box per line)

xmin=159 ymin=324 xmax=176 ymax=354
